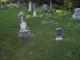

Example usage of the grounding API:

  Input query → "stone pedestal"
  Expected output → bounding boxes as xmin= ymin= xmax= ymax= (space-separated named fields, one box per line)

xmin=18 ymin=30 xmax=32 ymax=38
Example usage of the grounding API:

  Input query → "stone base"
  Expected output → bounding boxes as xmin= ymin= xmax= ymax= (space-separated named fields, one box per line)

xmin=18 ymin=31 xmax=32 ymax=38
xmin=56 ymin=37 xmax=63 ymax=40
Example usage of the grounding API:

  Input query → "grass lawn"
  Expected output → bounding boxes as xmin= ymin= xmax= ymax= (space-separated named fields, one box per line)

xmin=0 ymin=7 xmax=80 ymax=60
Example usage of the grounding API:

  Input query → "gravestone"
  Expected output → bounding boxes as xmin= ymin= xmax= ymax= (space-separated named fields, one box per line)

xmin=42 ymin=4 xmax=48 ymax=12
xmin=72 ymin=8 xmax=80 ymax=20
xmin=0 ymin=3 xmax=7 ymax=9
xmin=56 ymin=28 xmax=63 ymax=40
xmin=0 ymin=4 xmax=4 ymax=8
xmin=50 ymin=0 xmax=52 ymax=9
xmin=18 ymin=11 xmax=31 ymax=38
xmin=10 ymin=2 xmax=13 ymax=8
xmin=28 ymin=1 xmax=32 ymax=12
xmin=32 ymin=3 xmax=37 ymax=17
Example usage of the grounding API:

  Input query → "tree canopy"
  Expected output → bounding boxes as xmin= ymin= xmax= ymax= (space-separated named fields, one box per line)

xmin=0 ymin=0 xmax=80 ymax=8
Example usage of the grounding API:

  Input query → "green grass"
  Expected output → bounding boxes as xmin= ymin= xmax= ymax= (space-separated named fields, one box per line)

xmin=0 ymin=7 xmax=80 ymax=60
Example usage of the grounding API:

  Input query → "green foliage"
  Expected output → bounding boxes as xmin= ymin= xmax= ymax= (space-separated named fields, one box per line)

xmin=0 ymin=0 xmax=9 ymax=3
xmin=63 ymin=0 xmax=75 ymax=11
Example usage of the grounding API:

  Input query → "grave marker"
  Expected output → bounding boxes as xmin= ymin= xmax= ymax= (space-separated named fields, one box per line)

xmin=32 ymin=3 xmax=37 ymax=17
xmin=42 ymin=4 xmax=48 ymax=12
xmin=28 ymin=1 xmax=32 ymax=12
xmin=18 ymin=11 xmax=31 ymax=38
xmin=56 ymin=28 xmax=63 ymax=40
xmin=73 ymin=8 xmax=80 ymax=20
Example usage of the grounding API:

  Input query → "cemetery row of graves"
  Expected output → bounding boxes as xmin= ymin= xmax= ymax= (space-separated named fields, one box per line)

xmin=0 ymin=1 xmax=80 ymax=60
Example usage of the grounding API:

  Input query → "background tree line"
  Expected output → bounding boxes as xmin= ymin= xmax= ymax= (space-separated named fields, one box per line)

xmin=0 ymin=0 xmax=80 ymax=8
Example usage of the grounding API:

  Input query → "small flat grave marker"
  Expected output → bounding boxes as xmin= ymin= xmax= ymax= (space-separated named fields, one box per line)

xmin=42 ymin=20 xmax=58 ymax=25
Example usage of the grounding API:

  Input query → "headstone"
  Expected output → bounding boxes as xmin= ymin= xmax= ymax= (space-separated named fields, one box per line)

xmin=0 ymin=4 xmax=1 ymax=8
xmin=72 ymin=8 xmax=80 ymax=20
xmin=49 ymin=0 xmax=52 ymax=11
xmin=18 ymin=11 xmax=31 ymax=38
xmin=32 ymin=3 xmax=37 ymax=17
xmin=1 ymin=4 xmax=3 ymax=8
xmin=28 ymin=1 xmax=32 ymax=12
xmin=56 ymin=28 xmax=63 ymax=40
xmin=42 ymin=4 xmax=48 ymax=12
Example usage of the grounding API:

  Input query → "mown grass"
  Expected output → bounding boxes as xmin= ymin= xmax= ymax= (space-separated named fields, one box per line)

xmin=0 ymin=7 xmax=80 ymax=60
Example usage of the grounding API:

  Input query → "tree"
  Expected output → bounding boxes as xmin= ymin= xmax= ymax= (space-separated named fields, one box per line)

xmin=64 ymin=0 xmax=74 ymax=11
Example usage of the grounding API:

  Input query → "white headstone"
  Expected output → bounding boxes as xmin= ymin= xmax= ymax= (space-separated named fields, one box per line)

xmin=73 ymin=8 xmax=80 ymax=20
xmin=33 ymin=3 xmax=37 ymax=17
xmin=28 ymin=1 xmax=32 ymax=12
xmin=56 ymin=28 xmax=63 ymax=40
xmin=33 ymin=10 xmax=37 ymax=16
xmin=42 ymin=4 xmax=48 ymax=12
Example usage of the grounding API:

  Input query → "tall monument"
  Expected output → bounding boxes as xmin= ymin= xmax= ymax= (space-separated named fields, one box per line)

xmin=18 ymin=11 xmax=31 ymax=38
